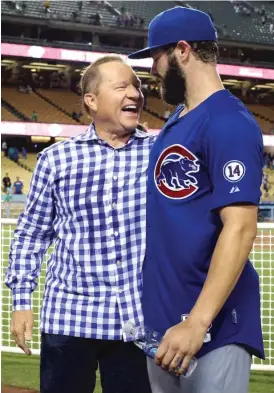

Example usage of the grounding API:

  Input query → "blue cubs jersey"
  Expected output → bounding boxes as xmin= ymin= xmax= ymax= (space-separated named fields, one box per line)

xmin=143 ymin=90 xmax=265 ymax=359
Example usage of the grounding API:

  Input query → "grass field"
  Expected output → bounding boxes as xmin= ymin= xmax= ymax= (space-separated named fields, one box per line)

xmin=1 ymin=352 xmax=102 ymax=392
xmin=1 ymin=352 xmax=274 ymax=393
xmin=1 ymin=224 xmax=274 ymax=391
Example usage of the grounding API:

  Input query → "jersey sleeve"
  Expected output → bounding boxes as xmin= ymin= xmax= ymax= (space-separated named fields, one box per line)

xmin=204 ymin=113 xmax=264 ymax=211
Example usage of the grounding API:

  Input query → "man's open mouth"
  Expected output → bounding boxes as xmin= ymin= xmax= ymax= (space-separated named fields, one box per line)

xmin=121 ymin=104 xmax=138 ymax=114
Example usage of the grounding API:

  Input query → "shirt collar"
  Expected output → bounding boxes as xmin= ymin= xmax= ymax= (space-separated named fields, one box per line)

xmin=75 ymin=123 xmax=149 ymax=142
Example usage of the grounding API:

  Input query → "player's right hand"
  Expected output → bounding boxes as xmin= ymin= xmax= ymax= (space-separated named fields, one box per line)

xmin=10 ymin=310 xmax=33 ymax=355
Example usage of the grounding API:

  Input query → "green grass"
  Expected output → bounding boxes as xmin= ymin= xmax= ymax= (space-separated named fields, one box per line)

xmin=1 ymin=352 xmax=102 ymax=392
xmin=1 ymin=225 xmax=274 ymax=391
xmin=249 ymin=372 xmax=274 ymax=393
xmin=1 ymin=352 xmax=40 ymax=390
xmin=1 ymin=352 xmax=274 ymax=393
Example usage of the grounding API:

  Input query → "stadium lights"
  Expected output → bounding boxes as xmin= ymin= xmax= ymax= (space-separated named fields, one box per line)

xmin=31 ymin=136 xmax=51 ymax=143
xmin=55 ymin=137 xmax=69 ymax=141
xmin=30 ymin=63 xmax=48 ymax=66
xmin=223 ymin=81 xmax=239 ymax=85
xmin=30 ymin=62 xmax=52 ymax=66
xmin=29 ymin=62 xmax=67 ymax=68
xmin=254 ymin=84 xmax=274 ymax=89
xmin=136 ymin=74 xmax=153 ymax=79
xmin=22 ymin=65 xmax=62 ymax=71
xmin=136 ymin=72 xmax=153 ymax=77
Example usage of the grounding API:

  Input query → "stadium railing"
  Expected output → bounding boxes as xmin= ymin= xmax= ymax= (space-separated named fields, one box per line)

xmin=1 ymin=219 xmax=274 ymax=371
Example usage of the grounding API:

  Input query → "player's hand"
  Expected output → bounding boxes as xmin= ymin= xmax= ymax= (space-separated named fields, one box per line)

xmin=155 ymin=317 xmax=208 ymax=376
xmin=10 ymin=310 xmax=34 ymax=355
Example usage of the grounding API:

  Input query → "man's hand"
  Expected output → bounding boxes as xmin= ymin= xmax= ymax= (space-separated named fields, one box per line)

xmin=10 ymin=310 xmax=34 ymax=355
xmin=155 ymin=317 xmax=208 ymax=376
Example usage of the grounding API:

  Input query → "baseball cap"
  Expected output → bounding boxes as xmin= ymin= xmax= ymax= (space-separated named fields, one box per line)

xmin=128 ymin=7 xmax=217 ymax=59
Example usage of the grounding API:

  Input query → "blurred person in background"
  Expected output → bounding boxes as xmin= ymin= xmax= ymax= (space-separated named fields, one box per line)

xmin=72 ymin=110 xmax=80 ymax=121
xmin=21 ymin=146 xmax=27 ymax=160
xmin=2 ymin=140 xmax=8 ymax=156
xmin=262 ymin=174 xmax=269 ymax=197
xmin=5 ymin=55 xmax=154 ymax=393
xmin=13 ymin=147 xmax=19 ymax=163
xmin=3 ymin=186 xmax=12 ymax=218
xmin=13 ymin=176 xmax=24 ymax=195
xmin=163 ymin=109 xmax=171 ymax=121
xmin=2 ymin=172 xmax=11 ymax=193
xmin=32 ymin=110 xmax=38 ymax=122
xmin=7 ymin=146 xmax=19 ymax=163
xmin=8 ymin=146 xmax=15 ymax=161
xmin=44 ymin=0 xmax=50 ymax=13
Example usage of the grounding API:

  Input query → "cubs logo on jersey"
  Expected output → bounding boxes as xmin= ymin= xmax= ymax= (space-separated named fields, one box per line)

xmin=154 ymin=144 xmax=200 ymax=199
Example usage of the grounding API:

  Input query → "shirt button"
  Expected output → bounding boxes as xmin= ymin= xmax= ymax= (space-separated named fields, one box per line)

xmin=114 ymin=231 xmax=119 ymax=237
xmin=116 ymin=260 xmax=121 ymax=265
xmin=113 ymin=176 xmax=118 ymax=181
xmin=118 ymin=288 xmax=123 ymax=294
xmin=112 ymin=202 xmax=117 ymax=208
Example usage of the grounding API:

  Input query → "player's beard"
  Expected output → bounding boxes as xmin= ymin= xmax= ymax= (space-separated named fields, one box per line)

xmin=160 ymin=54 xmax=187 ymax=106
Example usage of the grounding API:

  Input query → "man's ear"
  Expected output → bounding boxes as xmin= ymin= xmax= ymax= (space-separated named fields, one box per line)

xmin=84 ymin=93 xmax=97 ymax=113
xmin=176 ymin=40 xmax=192 ymax=62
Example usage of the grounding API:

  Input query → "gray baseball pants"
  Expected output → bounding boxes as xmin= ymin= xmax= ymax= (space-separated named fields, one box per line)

xmin=147 ymin=344 xmax=252 ymax=393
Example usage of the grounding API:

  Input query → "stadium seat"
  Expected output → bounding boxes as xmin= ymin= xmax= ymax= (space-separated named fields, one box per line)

xmin=1 ymin=1 xmax=116 ymax=26
xmin=146 ymin=97 xmax=175 ymax=118
xmin=36 ymin=89 xmax=91 ymax=125
xmin=140 ymin=111 xmax=164 ymax=129
xmin=1 ymin=105 xmax=21 ymax=122
xmin=110 ymin=1 xmax=175 ymax=27
xmin=22 ymin=153 xmax=39 ymax=172
xmin=2 ymin=87 xmax=78 ymax=124
xmin=248 ymin=105 xmax=274 ymax=122
xmin=2 ymin=1 xmax=273 ymax=44
xmin=246 ymin=105 xmax=274 ymax=133
xmin=181 ymin=1 xmax=274 ymax=44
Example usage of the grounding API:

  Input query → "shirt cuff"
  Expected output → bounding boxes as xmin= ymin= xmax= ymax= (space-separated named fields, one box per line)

xmin=12 ymin=289 xmax=32 ymax=310
xmin=210 ymin=195 xmax=259 ymax=211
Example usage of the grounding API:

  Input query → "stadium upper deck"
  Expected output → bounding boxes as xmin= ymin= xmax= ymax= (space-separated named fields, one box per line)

xmin=2 ymin=1 xmax=274 ymax=46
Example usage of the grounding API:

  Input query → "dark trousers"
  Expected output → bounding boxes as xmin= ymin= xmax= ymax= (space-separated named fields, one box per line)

xmin=40 ymin=333 xmax=152 ymax=393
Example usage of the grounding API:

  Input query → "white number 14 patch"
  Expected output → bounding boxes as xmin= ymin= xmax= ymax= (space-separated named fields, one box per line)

xmin=223 ymin=160 xmax=245 ymax=183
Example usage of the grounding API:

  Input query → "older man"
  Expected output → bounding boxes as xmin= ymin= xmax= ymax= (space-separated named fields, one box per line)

xmin=129 ymin=6 xmax=264 ymax=393
xmin=5 ymin=55 xmax=153 ymax=393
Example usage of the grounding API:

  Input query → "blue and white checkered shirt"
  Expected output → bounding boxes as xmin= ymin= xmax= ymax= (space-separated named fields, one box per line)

xmin=5 ymin=125 xmax=156 ymax=340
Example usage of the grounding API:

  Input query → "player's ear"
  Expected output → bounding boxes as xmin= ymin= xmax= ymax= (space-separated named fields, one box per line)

xmin=177 ymin=41 xmax=192 ymax=61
